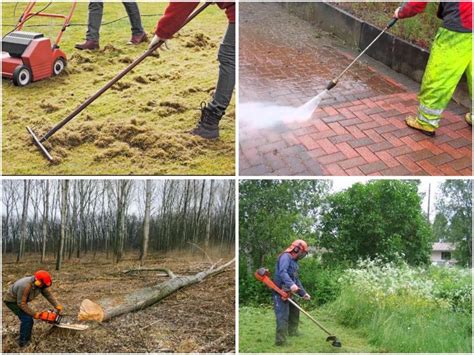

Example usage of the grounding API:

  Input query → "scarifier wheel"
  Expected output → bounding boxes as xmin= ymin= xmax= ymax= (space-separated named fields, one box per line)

xmin=53 ymin=57 xmax=66 ymax=76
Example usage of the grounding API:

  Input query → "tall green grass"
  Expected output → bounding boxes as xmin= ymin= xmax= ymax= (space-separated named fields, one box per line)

xmin=327 ymin=259 xmax=472 ymax=353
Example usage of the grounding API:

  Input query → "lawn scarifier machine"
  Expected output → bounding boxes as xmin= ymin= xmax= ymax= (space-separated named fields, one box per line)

xmin=26 ymin=2 xmax=212 ymax=163
xmin=255 ymin=268 xmax=342 ymax=348
xmin=325 ymin=17 xmax=397 ymax=91
xmin=2 ymin=1 xmax=77 ymax=86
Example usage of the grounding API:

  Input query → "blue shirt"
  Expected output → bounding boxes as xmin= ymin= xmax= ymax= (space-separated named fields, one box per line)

xmin=273 ymin=252 xmax=306 ymax=297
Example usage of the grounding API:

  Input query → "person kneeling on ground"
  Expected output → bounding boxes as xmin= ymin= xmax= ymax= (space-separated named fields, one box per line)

xmin=273 ymin=240 xmax=311 ymax=346
xmin=3 ymin=270 xmax=64 ymax=347
xmin=149 ymin=1 xmax=235 ymax=139
xmin=76 ymin=0 xmax=148 ymax=50
xmin=394 ymin=1 xmax=472 ymax=136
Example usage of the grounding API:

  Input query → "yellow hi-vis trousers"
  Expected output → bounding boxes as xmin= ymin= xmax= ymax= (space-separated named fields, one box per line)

xmin=417 ymin=27 xmax=472 ymax=129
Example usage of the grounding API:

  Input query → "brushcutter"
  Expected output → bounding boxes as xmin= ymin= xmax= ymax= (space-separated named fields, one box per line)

xmin=325 ymin=17 xmax=398 ymax=91
xmin=26 ymin=2 xmax=212 ymax=162
xmin=255 ymin=268 xmax=342 ymax=348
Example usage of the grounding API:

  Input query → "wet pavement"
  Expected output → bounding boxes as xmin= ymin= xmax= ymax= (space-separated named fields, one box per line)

xmin=239 ymin=2 xmax=471 ymax=176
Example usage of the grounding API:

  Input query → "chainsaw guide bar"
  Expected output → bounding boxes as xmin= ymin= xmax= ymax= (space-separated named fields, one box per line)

xmin=54 ymin=323 xmax=89 ymax=331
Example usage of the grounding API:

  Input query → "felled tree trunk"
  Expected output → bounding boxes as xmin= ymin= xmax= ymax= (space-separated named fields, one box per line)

xmin=78 ymin=259 xmax=234 ymax=322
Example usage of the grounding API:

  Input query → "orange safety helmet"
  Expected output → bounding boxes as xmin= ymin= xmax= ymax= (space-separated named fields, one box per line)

xmin=34 ymin=270 xmax=52 ymax=287
xmin=285 ymin=239 xmax=309 ymax=254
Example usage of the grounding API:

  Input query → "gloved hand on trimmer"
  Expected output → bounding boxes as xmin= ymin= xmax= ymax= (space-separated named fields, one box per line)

xmin=55 ymin=304 xmax=64 ymax=314
xmin=393 ymin=7 xmax=400 ymax=19
xmin=303 ymin=293 xmax=311 ymax=301
xmin=148 ymin=34 xmax=169 ymax=52
xmin=290 ymin=284 xmax=299 ymax=293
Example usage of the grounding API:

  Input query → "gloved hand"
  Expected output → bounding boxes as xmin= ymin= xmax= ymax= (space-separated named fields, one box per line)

xmin=393 ymin=7 xmax=400 ymax=19
xmin=148 ymin=34 xmax=169 ymax=51
xmin=34 ymin=312 xmax=40 ymax=320
xmin=303 ymin=293 xmax=311 ymax=301
xmin=55 ymin=305 xmax=63 ymax=314
xmin=290 ymin=284 xmax=299 ymax=293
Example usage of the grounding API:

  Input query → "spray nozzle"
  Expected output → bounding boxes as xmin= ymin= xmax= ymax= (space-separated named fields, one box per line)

xmin=326 ymin=79 xmax=338 ymax=91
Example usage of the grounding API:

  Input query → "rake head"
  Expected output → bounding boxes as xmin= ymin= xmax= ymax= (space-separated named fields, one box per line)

xmin=26 ymin=126 xmax=54 ymax=162
xmin=326 ymin=335 xmax=342 ymax=347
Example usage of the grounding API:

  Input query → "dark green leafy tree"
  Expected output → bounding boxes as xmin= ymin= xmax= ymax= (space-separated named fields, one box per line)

xmin=319 ymin=180 xmax=431 ymax=266
xmin=432 ymin=212 xmax=449 ymax=242
xmin=436 ymin=180 xmax=472 ymax=267
xmin=239 ymin=180 xmax=331 ymax=273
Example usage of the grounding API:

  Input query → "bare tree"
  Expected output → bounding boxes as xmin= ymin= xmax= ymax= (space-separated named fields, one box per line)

xmin=140 ymin=180 xmax=152 ymax=266
xmin=17 ymin=180 xmax=30 ymax=263
xmin=41 ymin=180 xmax=49 ymax=263
xmin=56 ymin=180 xmax=69 ymax=271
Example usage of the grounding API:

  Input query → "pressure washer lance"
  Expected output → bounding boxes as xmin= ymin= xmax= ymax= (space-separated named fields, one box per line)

xmin=325 ymin=17 xmax=398 ymax=91
xmin=255 ymin=268 xmax=342 ymax=348
xmin=27 ymin=2 xmax=212 ymax=162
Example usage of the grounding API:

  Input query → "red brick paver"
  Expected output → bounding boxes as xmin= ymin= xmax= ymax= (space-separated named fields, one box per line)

xmin=239 ymin=2 xmax=472 ymax=176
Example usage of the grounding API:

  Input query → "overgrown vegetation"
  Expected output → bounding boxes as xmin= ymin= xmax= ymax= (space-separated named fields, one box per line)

xmin=335 ymin=2 xmax=440 ymax=49
xmin=2 ymin=2 xmax=234 ymax=175
xmin=328 ymin=258 xmax=471 ymax=352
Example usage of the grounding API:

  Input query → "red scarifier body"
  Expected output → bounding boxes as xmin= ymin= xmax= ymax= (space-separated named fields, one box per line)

xmin=1 ymin=1 xmax=76 ymax=86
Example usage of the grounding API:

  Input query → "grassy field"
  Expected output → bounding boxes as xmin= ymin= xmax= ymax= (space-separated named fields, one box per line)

xmin=239 ymin=306 xmax=381 ymax=353
xmin=2 ymin=2 xmax=234 ymax=175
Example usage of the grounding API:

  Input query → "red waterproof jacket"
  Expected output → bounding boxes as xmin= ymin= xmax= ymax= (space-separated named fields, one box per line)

xmin=398 ymin=1 xmax=472 ymax=33
xmin=156 ymin=2 xmax=235 ymax=40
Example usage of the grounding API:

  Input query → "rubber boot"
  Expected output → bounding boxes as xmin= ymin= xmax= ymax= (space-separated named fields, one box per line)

xmin=465 ymin=112 xmax=472 ymax=126
xmin=405 ymin=115 xmax=436 ymax=136
xmin=190 ymin=102 xmax=223 ymax=139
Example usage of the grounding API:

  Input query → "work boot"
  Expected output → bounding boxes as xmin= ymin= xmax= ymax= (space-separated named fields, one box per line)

xmin=75 ymin=40 xmax=99 ymax=51
xmin=289 ymin=330 xmax=301 ymax=337
xmin=128 ymin=32 xmax=148 ymax=45
xmin=465 ymin=112 xmax=472 ymax=126
xmin=18 ymin=340 xmax=30 ymax=348
xmin=405 ymin=115 xmax=436 ymax=136
xmin=275 ymin=340 xmax=287 ymax=346
xmin=190 ymin=102 xmax=223 ymax=139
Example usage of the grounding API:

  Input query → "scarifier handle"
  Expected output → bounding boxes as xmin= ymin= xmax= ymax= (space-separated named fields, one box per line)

xmin=386 ymin=17 xmax=398 ymax=29
xmin=255 ymin=268 xmax=289 ymax=300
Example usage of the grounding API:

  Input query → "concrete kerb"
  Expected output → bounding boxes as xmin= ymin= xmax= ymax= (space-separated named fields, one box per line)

xmin=280 ymin=1 xmax=470 ymax=108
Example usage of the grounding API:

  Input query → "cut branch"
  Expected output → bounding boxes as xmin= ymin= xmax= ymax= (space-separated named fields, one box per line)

xmin=78 ymin=258 xmax=234 ymax=322
xmin=123 ymin=267 xmax=177 ymax=279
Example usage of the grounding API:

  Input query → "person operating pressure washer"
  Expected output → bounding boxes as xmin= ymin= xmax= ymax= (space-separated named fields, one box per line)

xmin=3 ymin=270 xmax=63 ymax=347
xmin=75 ymin=0 xmax=148 ymax=50
xmin=149 ymin=1 xmax=235 ymax=139
xmin=273 ymin=240 xmax=311 ymax=346
xmin=394 ymin=1 xmax=472 ymax=136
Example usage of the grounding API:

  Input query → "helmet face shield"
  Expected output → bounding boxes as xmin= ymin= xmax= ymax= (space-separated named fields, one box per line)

xmin=296 ymin=250 xmax=308 ymax=260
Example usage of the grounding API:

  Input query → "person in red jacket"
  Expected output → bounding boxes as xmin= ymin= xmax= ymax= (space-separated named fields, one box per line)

xmin=394 ymin=1 xmax=472 ymax=135
xmin=149 ymin=2 xmax=235 ymax=139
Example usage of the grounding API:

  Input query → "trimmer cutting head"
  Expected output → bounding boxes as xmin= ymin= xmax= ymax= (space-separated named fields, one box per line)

xmin=26 ymin=126 xmax=53 ymax=162
xmin=326 ymin=335 xmax=342 ymax=347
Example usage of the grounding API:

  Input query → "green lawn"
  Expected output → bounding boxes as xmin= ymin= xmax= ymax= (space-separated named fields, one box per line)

xmin=239 ymin=306 xmax=383 ymax=353
xmin=2 ymin=2 xmax=235 ymax=175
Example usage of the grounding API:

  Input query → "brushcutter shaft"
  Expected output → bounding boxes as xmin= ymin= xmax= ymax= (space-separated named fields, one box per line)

xmin=39 ymin=2 xmax=212 ymax=143
xmin=287 ymin=298 xmax=333 ymax=336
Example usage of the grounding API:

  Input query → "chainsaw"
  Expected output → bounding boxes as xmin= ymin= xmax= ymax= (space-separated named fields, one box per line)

xmin=38 ymin=310 xmax=88 ymax=330
xmin=255 ymin=267 xmax=342 ymax=347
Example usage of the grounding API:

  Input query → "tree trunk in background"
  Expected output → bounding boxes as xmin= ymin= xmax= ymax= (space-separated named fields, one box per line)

xmin=41 ymin=180 xmax=49 ymax=263
xmin=78 ymin=259 xmax=234 ymax=322
xmin=17 ymin=180 xmax=30 ymax=263
xmin=140 ymin=180 xmax=152 ymax=266
xmin=205 ymin=180 xmax=215 ymax=249
xmin=114 ymin=180 xmax=131 ymax=264
xmin=56 ymin=180 xmax=69 ymax=271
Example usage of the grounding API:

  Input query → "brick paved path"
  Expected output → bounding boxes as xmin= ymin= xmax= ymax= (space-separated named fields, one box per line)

xmin=239 ymin=2 xmax=472 ymax=176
